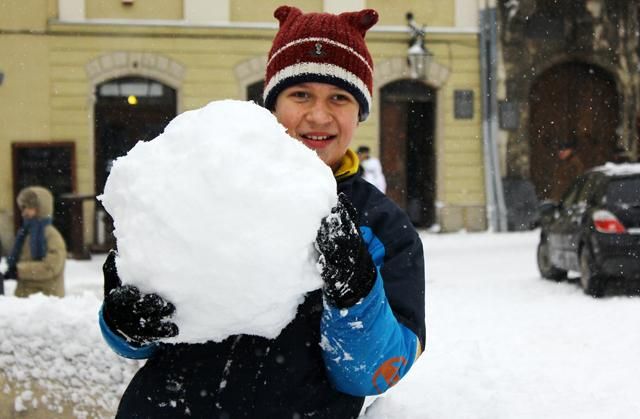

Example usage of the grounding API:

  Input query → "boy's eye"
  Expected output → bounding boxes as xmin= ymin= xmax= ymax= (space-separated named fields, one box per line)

xmin=290 ymin=91 xmax=309 ymax=99
xmin=332 ymin=93 xmax=353 ymax=103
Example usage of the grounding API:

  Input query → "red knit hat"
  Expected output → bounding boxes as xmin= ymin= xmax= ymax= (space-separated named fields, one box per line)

xmin=263 ymin=5 xmax=378 ymax=122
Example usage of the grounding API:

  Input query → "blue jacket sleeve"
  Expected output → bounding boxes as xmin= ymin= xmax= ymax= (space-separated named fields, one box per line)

xmin=320 ymin=227 xmax=422 ymax=396
xmin=98 ymin=305 xmax=159 ymax=360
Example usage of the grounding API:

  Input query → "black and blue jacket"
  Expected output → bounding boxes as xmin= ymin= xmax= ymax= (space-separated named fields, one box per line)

xmin=100 ymin=150 xmax=426 ymax=418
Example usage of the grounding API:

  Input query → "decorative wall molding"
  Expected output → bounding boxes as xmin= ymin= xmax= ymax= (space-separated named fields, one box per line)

xmin=375 ymin=56 xmax=450 ymax=89
xmin=85 ymin=51 xmax=186 ymax=90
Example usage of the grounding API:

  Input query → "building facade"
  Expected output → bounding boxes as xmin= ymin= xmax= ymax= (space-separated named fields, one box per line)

xmin=1 ymin=0 xmax=487 ymax=258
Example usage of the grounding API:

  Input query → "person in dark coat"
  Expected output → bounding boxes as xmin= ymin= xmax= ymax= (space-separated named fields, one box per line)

xmin=551 ymin=137 xmax=584 ymax=202
xmin=99 ymin=5 xmax=426 ymax=418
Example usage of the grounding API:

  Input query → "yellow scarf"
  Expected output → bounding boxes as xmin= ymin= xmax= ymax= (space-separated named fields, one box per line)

xmin=334 ymin=149 xmax=360 ymax=181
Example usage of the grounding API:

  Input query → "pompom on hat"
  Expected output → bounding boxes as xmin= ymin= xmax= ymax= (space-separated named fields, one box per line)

xmin=263 ymin=5 xmax=379 ymax=122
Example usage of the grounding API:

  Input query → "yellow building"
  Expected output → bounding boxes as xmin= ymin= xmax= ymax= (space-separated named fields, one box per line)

xmin=1 ymin=0 xmax=486 ymax=258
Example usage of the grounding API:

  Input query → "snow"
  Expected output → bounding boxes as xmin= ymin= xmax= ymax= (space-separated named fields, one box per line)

xmin=0 ymin=280 xmax=141 ymax=418
xmin=99 ymin=100 xmax=336 ymax=343
xmin=364 ymin=231 xmax=640 ymax=419
xmin=591 ymin=162 xmax=640 ymax=176
xmin=2 ymin=230 xmax=640 ymax=418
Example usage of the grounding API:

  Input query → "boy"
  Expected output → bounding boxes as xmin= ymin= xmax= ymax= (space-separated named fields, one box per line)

xmin=100 ymin=6 xmax=425 ymax=418
xmin=4 ymin=186 xmax=66 ymax=297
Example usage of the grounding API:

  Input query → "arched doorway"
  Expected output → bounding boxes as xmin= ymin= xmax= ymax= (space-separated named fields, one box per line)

xmin=94 ymin=76 xmax=177 ymax=249
xmin=529 ymin=62 xmax=619 ymax=200
xmin=380 ymin=80 xmax=437 ymax=227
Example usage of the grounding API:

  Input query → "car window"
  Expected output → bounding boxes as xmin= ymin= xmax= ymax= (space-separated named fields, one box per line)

xmin=606 ymin=177 xmax=640 ymax=206
xmin=576 ymin=173 xmax=600 ymax=205
xmin=561 ymin=176 xmax=586 ymax=207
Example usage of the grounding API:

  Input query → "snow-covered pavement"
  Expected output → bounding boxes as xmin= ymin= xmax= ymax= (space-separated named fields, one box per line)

xmin=365 ymin=230 xmax=640 ymax=419
xmin=2 ymin=230 xmax=640 ymax=418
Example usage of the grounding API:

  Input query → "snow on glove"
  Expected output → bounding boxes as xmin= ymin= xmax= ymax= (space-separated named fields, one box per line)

xmin=102 ymin=250 xmax=178 ymax=345
xmin=315 ymin=193 xmax=377 ymax=308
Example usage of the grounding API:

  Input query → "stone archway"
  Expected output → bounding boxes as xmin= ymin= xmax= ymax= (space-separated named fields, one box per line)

xmin=85 ymin=52 xmax=185 ymax=119
xmin=234 ymin=56 xmax=267 ymax=101
xmin=529 ymin=61 xmax=619 ymax=200
xmin=85 ymin=51 xmax=185 ymax=175
xmin=86 ymin=51 xmax=185 ymax=95
xmin=374 ymin=56 xmax=450 ymax=91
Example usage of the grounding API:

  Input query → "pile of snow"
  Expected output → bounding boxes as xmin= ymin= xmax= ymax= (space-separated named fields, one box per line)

xmin=100 ymin=100 xmax=336 ymax=344
xmin=0 ymin=288 xmax=141 ymax=418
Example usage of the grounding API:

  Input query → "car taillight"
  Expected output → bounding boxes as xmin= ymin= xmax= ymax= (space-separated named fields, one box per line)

xmin=593 ymin=210 xmax=627 ymax=234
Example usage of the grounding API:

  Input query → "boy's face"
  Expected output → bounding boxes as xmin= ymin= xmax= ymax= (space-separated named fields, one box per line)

xmin=273 ymin=82 xmax=359 ymax=172
xmin=21 ymin=206 xmax=37 ymax=220
xmin=558 ymin=148 xmax=574 ymax=160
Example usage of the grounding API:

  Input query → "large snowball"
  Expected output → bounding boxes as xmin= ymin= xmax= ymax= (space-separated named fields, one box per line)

xmin=100 ymin=100 xmax=337 ymax=344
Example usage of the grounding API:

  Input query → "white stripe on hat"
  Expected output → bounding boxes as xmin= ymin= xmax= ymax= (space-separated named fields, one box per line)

xmin=263 ymin=62 xmax=372 ymax=111
xmin=267 ymin=37 xmax=373 ymax=77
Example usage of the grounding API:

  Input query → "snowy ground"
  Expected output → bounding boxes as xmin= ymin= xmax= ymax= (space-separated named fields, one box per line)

xmin=365 ymin=230 xmax=640 ymax=419
xmin=2 ymin=230 xmax=640 ymax=418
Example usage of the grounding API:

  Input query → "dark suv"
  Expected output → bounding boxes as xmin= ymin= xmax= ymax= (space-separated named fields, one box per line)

xmin=537 ymin=163 xmax=640 ymax=297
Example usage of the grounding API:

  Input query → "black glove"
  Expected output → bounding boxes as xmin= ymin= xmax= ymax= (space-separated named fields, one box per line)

xmin=102 ymin=250 xmax=178 ymax=345
xmin=4 ymin=266 xmax=17 ymax=280
xmin=315 ymin=193 xmax=377 ymax=308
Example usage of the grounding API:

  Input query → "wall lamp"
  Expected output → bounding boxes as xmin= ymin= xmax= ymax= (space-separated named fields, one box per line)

xmin=406 ymin=12 xmax=433 ymax=80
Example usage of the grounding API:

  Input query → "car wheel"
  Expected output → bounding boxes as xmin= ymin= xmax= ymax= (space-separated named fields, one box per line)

xmin=579 ymin=248 xmax=605 ymax=297
xmin=537 ymin=239 xmax=567 ymax=281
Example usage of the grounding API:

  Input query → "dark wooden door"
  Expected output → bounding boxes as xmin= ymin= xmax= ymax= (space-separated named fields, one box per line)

xmin=529 ymin=62 xmax=619 ymax=199
xmin=406 ymin=101 xmax=436 ymax=226
xmin=380 ymin=80 xmax=436 ymax=227
xmin=380 ymin=100 xmax=408 ymax=208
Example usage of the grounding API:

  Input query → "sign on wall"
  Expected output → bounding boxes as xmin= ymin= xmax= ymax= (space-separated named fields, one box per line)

xmin=499 ymin=100 xmax=520 ymax=131
xmin=454 ymin=90 xmax=474 ymax=119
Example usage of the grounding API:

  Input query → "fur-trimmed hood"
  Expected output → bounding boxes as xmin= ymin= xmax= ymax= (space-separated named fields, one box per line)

xmin=16 ymin=186 xmax=54 ymax=218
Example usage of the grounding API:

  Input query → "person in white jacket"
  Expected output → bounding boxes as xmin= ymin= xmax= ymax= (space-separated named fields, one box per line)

xmin=357 ymin=146 xmax=387 ymax=193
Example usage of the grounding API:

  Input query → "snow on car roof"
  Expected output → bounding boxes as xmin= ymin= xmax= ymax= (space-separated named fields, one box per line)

xmin=589 ymin=162 xmax=640 ymax=176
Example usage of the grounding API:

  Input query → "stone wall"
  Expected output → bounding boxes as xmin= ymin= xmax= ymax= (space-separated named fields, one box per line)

xmin=498 ymin=0 xmax=640 ymax=180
